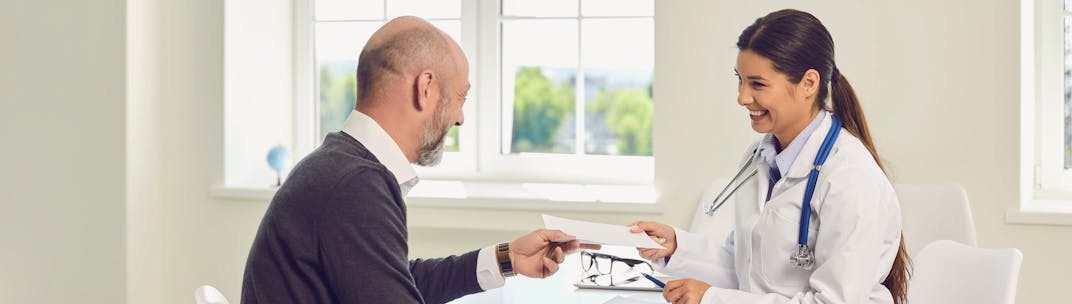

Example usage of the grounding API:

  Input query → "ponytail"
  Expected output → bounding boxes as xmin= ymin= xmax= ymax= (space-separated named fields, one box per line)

xmin=830 ymin=68 xmax=881 ymax=170
xmin=831 ymin=68 xmax=912 ymax=304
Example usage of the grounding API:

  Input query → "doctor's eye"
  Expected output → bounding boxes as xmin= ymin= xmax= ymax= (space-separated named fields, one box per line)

xmin=751 ymin=81 xmax=766 ymax=89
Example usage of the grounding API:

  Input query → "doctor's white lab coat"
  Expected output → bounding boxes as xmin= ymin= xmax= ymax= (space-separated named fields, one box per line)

xmin=655 ymin=114 xmax=903 ymax=304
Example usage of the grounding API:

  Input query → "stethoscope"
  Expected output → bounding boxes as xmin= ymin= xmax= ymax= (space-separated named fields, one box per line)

xmin=704 ymin=116 xmax=843 ymax=271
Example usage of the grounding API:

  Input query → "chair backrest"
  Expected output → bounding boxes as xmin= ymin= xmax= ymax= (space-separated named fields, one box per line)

xmin=894 ymin=184 xmax=977 ymax=256
xmin=907 ymin=240 xmax=1023 ymax=304
xmin=194 ymin=285 xmax=230 ymax=304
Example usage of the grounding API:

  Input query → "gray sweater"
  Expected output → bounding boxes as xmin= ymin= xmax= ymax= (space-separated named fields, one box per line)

xmin=241 ymin=132 xmax=484 ymax=304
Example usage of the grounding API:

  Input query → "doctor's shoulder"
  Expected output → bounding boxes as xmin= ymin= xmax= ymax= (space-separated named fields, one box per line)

xmin=826 ymin=130 xmax=887 ymax=176
xmin=819 ymin=131 xmax=897 ymax=201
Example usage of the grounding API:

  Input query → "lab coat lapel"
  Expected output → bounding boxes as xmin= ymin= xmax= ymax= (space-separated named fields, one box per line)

xmin=734 ymin=154 xmax=764 ymax=282
xmin=754 ymin=160 xmax=770 ymax=211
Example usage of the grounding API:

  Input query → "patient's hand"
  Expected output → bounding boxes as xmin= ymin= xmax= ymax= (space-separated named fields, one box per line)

xmin=508 ymin=229 xmax=601 ymax=278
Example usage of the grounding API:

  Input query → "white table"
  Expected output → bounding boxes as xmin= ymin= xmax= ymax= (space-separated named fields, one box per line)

xmin=448 ymin=246 xmax=667 ymax=304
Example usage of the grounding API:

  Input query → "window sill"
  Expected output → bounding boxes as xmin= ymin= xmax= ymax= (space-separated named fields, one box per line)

xmin=1005 ymin=199 xmax=1072 ymax=226
xmin=210 ymin=180 xmax=661 ymax=214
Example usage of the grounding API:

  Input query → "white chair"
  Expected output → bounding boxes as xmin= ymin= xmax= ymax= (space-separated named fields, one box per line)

xmin=894 ymin=184 xmax=977 ymax=256
xmin=907 ymin=240 xmax=1023 ymax=304
xmin=194 ymin=285 xmax=230 ymax=304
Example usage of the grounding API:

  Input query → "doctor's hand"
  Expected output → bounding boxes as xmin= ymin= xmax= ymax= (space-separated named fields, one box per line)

xmin=629 ymin=221 xmax=678 ymax=260
xmin=663 ymin=279 xmax=711 ymax=304
xmin=508 ymin=229 xmax=601 ymax=278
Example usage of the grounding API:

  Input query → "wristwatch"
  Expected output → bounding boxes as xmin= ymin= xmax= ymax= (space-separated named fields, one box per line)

xmin=496 ymin=242 xmax=517 ymax=277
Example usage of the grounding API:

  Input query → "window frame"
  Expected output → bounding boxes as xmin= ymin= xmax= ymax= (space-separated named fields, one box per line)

xmin=294 ymin=0 xmax=316 ymax=160
xmin=294 ymin=0 xmax=655 ymax=186
xmin=1027 ymin=0 xmax=1072 ymax=199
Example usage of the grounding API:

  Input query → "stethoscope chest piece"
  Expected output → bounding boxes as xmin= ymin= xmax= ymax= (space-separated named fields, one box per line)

xmin=789 ymin=244 xmax=815 ymax=270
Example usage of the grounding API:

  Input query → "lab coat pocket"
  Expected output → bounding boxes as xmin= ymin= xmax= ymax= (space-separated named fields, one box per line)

xmin=756 ymin=204 xmax=818 ymax=289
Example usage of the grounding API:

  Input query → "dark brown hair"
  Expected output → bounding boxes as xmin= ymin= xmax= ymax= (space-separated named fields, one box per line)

xmin=736 ymin=9 xmax=911 ymax=303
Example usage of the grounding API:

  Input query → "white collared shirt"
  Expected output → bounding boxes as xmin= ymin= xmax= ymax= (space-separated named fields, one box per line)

xmin=340 ymin=110 xmax=420 ymax=195
xmin=339 ymin=110 xmax=506 ymax=290
xmin=757 ymin=110 xmax=827 ymax=183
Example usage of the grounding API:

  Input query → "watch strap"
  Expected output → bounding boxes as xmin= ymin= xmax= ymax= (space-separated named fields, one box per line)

xmin=496 ymin=242 xmax=516 ymax=277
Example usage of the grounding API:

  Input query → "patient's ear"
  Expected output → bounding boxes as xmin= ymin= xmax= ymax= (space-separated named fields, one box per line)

xmin=414 ymin=70 xmax=435 ymax=111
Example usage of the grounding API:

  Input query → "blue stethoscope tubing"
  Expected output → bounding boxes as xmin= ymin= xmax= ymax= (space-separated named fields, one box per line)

xmin=704 ymin=116 xmax=842 ymax=260
xmin=799 ymin=116 xmax=841 ymax=246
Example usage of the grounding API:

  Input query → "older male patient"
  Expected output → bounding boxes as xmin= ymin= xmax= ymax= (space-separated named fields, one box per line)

xmin=241 ymin=16 xmax=593 ymax=304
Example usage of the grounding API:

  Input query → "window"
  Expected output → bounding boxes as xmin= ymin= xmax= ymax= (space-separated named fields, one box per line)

xmin=300 ymin=0 xmax=654 ymax=185
xmin=1015 ymin=0 xmax=1072 ymax=217
xmin=499 ymin=0 xmax=654 ymax=157
xmin=1064 ymin=0 xmax=1071 ymax=169
xmin=1020 ymin=0 xmax=1072 ymax=206
xmin=1024 ymin=0 xmax=1072 ymax=196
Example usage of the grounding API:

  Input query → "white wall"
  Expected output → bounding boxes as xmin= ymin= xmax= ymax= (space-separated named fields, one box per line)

xmin=0 ymin=0 xmax=128 ymax=303
xmin=153 ymin=0 xmax=264 ymax=301
xmin=4 ymin=0 xmax=1067 ymax=303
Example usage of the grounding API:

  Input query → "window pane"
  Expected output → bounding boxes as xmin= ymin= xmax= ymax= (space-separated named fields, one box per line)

xmin=387 ymin=0 xmax=461 ymax=19
xmin=502 ymin=0 xmax=578 ymax=17
xmin=502 ymin=20 xmax=579 ymax=154
xmin=316 ymin=0 xmax=384 ymax=21
xmin=315 ymin=22 xmax=381 ymax=63
xmin=316 ymin=22 xmax=380 ymax=140
xmin=582 ymin=19 xmax=654 ymax=156
xmin=581 ymin=0 xmax=653 ymax=17
xmin=429 ymin=20 xmax=462 ymax=45
xmin=317 ymin=60 xmax=358 ymax=141
xmin=1065 ymin=15 xmax=1071 ymax=168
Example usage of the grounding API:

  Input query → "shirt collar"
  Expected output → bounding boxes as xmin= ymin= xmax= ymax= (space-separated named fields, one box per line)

xmin=340 ymin=110 xmax=420 ymax=195
xmin=757 ymin=110 xmax=827 ymax=179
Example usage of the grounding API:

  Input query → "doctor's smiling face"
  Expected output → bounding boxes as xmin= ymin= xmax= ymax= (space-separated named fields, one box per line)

xmin=735 ymin=50 xmax=821 ymax=147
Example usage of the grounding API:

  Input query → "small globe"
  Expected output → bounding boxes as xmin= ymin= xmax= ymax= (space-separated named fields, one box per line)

xmin=267 ymin=145 xmax=291 ymax=172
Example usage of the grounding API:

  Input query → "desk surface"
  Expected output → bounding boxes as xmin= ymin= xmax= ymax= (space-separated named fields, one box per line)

xmin=448 ymin=246 xmax=668 ymax=304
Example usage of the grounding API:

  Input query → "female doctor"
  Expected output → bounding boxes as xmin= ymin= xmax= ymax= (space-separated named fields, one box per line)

xmin=630 ymin=9 xmax=910 ymax=304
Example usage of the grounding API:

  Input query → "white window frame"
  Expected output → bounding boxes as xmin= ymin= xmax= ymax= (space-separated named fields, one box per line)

xmin=293 ymin=0 xmax=654 ymax=186
xmin=293 ymin=0 xmax=316 ymax=161
xmin=1010 ymin=0 xmax=1072 ymax=225
xmin=1025 ymin=0 xmax=1072 ymax=198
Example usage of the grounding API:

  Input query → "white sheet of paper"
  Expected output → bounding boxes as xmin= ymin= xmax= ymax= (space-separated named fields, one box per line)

xmin=602 ymin=295 xmax=667 ymax=304
xmin=542 ymin=214 xmax=666 ymax=249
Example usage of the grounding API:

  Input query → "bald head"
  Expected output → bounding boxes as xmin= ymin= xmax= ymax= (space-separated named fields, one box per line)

xmin=355 ymin=16 xmax=464 ymax=108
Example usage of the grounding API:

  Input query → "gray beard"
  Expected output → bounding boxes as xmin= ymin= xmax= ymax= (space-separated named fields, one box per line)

xmin=415 ymin=130 xmax=446 ymax=167
xmin=415 ymin=99 xmax=451 ymax=167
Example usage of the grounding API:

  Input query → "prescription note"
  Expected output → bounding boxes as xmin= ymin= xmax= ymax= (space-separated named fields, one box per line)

xmin=542 ymin=214 xmax=666 ymax=249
